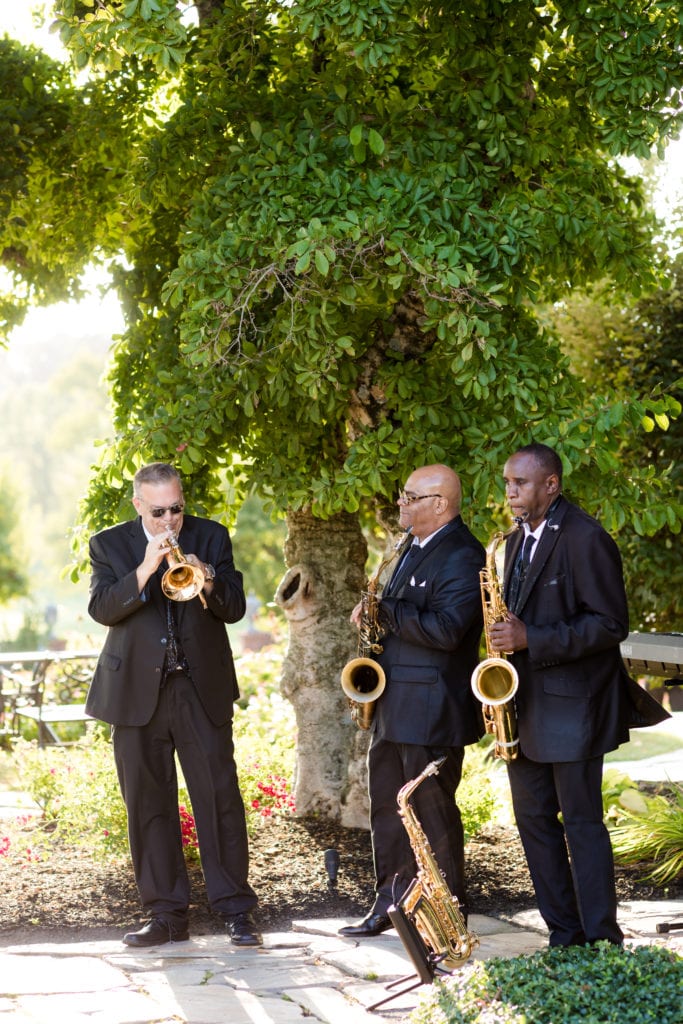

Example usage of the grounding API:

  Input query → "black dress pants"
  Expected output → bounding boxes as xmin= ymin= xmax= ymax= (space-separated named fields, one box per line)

xmin=367 ymin=736 xmax=466 ymax=916
xmin=113 ymin=672 xmax=257 ymax=925
xmin=507 ymin=754 xmax=623 ymax=946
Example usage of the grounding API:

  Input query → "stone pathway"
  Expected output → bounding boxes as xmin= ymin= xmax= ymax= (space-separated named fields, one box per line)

xmin=1 ymin=908 xmax=681 ymax=1023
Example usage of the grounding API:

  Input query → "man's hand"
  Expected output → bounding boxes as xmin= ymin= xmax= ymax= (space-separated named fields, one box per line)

xmin=185 ymin=553 xmax=214 ymax=594
xmin=350 ymin=601 xmax=363 ymax=628
xmin=489 ymin=613 xmax=528 ymax=653
xmin=136 ymin=533 xmax=173 ymax=593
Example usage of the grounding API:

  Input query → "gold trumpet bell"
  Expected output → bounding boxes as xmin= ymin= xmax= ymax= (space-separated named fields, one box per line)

xmin=161 ymin=530 xmax=207 ymax=608
xmin=161 ymin=563 xmax=205 ymax=602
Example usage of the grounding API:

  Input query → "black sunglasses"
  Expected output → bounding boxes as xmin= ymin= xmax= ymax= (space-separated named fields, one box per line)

xmin=149 ymin=503 xmax=184 ymax=518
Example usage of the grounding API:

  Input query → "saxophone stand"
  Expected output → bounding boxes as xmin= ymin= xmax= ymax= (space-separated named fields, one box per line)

xmin=366 ymin=905 xmax=441 ymax=1012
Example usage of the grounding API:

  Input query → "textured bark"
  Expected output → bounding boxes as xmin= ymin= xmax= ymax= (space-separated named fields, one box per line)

xmin=274 ymin=508 xmax=371 ymax=825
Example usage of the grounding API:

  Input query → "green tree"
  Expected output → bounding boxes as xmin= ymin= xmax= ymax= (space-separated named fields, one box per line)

xmin=2 ymin=0 xmax=682 ymax=818
xmin=545 ymin=253 xmax=683 ymax=630
xmin=0 ymin=31 xmax=135 ymax=337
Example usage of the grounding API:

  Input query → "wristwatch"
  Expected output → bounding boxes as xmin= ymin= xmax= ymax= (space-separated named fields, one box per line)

xmin=203 ymin=563 xmax=216 ymax=581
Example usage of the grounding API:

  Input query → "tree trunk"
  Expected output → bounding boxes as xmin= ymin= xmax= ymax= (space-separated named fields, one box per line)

xmin=274 ymin=508 xmax=371 ymax=826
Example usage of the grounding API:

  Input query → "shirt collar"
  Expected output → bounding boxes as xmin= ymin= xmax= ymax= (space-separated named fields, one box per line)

xmin=523 ymin=520 xmax=546 ymax=542
xmin=413 ymin=522 xmax=449 ymax=548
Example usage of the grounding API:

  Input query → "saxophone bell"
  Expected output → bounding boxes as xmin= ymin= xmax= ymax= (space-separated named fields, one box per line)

xmin=340 ymin=658 xmax=386 ymax=730
xmin=341 ymin=527 xmax=412 ymax=729
xmin=470 ymin=522 xmax=522 ymax=761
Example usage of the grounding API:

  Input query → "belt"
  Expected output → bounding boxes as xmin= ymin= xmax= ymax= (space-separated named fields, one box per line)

xmin=162 ymin=667 xmax=189 ymax=685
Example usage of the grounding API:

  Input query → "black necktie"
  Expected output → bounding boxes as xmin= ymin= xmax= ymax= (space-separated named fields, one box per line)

xmin=508 ymin=533 xmax=536 ymax=613
xmin=520 ymin=533 xmax=536 ymax=570
xmin=387 ymin=544 xmax=420 ymax=594
xmin=161 ymin=589 xmax=190 ymax=679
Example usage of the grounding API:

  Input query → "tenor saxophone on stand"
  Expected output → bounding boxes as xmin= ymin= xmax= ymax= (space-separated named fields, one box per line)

xmin=340 ymin=527 xmax=413 ymax=729
xmin=390 ymin=757 xmax=478 ymax=972
xmin=470 ymin=520 xmax=524 ymax=760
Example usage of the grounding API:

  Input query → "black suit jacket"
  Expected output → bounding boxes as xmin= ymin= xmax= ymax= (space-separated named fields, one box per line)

xmin=372 ymin=516 xmax=485 ymax=747
xmin=503 ymin=496 xmax=668 ymax=763
xmin=86 ymin=514 xmax=246 ymax=727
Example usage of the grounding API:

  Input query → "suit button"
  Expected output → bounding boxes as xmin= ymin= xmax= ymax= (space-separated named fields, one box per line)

xmin=161 ymin=638 xmax=167 ymax=645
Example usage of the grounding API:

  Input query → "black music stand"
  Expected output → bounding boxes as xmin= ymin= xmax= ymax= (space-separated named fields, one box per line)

xmin=367 ymin=904 xmax=442 ymax=1012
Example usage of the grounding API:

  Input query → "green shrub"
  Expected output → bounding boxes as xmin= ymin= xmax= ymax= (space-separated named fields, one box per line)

xmin=10 ymin=734 xmax=129 ymax=860
xmin=410 ymin=943 xmax=683 ymax=1024
xmin=460 ymin=741 xmax=501 ymax=841
xmin=602 ymin=767 xmax=652 ymax=821
xmin=602 ymin=768 xmax=683 ymax=885
xmin=234 ymin=675 xmax=297 ymax=834
xmin=610 ymin=781 xmax=683 ymax=885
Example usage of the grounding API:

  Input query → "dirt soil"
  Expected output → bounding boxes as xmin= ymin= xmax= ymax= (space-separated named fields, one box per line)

xmin=2 ymin=815 xmax=680 ymax=945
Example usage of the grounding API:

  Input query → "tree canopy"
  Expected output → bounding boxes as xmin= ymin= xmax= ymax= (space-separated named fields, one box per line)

xmin=545 ymin=254 xmax=683 ymax=629
xmin=2 ymin=0 xmax=682 ymax=547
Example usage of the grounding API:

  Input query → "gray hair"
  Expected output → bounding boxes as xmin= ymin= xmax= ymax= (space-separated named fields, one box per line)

xmin=133 ymin=463 xmax=182 ymax=497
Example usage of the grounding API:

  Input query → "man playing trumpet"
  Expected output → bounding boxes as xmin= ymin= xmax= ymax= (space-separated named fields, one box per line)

xmin=86 ymin=462 xmax=261 ymax=948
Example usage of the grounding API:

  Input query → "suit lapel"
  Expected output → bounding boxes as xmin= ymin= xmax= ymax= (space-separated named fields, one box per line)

xmin=126 ymin=518 xmax=167 ymax=620
xmin=125 ymin=519 xmax=151 ymax=585
xmin=503 ymin=530 xmax=523 ymax=593
xmin=384 ymin=518 xmax=461 ymax=596
xmin=513 ymin=499 xmax=567 ymax=614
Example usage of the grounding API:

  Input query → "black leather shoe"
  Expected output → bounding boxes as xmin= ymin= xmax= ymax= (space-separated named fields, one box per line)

xmin=224 ymin=911 xmax=263 ymax=947
xmin=339 ymin=912 xmax=393 ymax=937
xmin=123 ymin=917 xmax=189 ymax=947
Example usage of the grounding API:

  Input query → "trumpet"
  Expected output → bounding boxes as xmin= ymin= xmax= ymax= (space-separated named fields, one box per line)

xmin=161 ymin=530 xmax=207 ymax=609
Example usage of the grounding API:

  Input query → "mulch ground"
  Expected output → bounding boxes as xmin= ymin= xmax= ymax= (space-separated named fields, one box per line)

xmin=1 ymin=816 xmax=679 ymax=944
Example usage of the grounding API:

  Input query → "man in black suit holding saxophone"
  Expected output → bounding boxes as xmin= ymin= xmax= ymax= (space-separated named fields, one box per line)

xmin=87 ymin=462 xmax=261 ymax=948
xmin=490 ymin=442 xmax=668 ymax=946
xmin=340 ymin=464 xmax=485 ymax=938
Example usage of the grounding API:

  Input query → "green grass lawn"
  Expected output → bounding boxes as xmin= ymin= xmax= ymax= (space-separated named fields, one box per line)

xmin=605 ymin=729 xmax=683 ymax=763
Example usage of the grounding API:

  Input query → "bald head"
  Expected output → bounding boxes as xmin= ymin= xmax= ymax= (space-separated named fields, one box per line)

xmin=398 ymin=464 xmax=462 ymax=540
xmin=411 ymin=465 xmax=461 ymax=511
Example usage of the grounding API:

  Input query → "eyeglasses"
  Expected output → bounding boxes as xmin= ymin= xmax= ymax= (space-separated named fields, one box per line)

xmin=145 ymin=503 xmax=185 ymax=518
xmin=398 ymin=492 xmax=442 ymax=505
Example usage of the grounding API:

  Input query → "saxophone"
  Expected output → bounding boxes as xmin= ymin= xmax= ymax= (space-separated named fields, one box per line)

xmin=391 ymin=757 xmax=478 ymax=971
xmin=470 ymin=521 xmax=522 ymax=761
xmin=340 ymin=527 xmax=413 ymax=729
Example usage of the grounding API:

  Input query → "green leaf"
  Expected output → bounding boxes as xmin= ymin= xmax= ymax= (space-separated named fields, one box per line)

xmin=295 ymin=252 xmax=311 ymax=274
xmin=368 ymin=129 xmax=385 ymax=156
xmin=314 ymin=249 xmax=329 ymax=276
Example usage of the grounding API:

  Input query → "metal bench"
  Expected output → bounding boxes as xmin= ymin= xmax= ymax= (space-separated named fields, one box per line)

xmin=0 ymin=650 xmax=100 ymax=747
